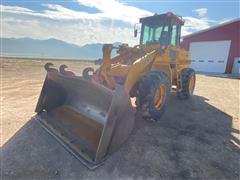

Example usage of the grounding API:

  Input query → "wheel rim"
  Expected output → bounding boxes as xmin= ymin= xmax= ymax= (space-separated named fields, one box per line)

xmin=154 ymin=84 xmax=166 ymax=110
xmin=188 ymin=75 xmax=195 ymax=94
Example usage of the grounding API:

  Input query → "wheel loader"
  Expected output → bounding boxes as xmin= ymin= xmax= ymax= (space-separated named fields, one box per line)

xmin=34 ymin=12 xmax=196 ymax=169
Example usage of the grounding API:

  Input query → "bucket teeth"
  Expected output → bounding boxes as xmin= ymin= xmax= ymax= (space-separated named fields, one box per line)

xmin=59 ymin=64 xmax=76 ymax=76
xmin=44 ymin=63 xmax=58 ymax=73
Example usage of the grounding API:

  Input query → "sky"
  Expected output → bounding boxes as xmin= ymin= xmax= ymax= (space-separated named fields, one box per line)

xmin=1 ymin=0 xmax=239 ymax=46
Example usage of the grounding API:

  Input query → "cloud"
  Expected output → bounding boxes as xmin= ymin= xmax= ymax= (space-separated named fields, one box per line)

xmin=192 ymin=8 xmax=208 ymax=17
xmin=1 ymin=4 xmax=102 ymax=21
xmin=76 ymin=0 xmax=153 ymax=23
xmin=1 ymin=3 xmax=214 ymax=46
xmin=1 ymin=1 xmax=152 ymax=24
xmin=0 ymin=5 xmax=33 ymax=13
xmin=1 ymin=3 xmax=151 ymax=46
xmin=1 ymin=8 xmax=139 ymax=46
xmin=183 ymin=16 xmax=210 ymax=35
xmin=42 ymin=4 xmax=103 ymax=20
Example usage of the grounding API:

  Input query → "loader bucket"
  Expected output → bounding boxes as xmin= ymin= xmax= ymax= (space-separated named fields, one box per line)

xmin=34 ymin=66 xmax=134 ymax=169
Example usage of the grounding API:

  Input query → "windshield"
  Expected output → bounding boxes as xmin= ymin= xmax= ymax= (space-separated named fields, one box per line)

xmin=141 ymin=24 xmax=168 ymax=45
xmin=140 ymin=22 xmax=181 ymax=47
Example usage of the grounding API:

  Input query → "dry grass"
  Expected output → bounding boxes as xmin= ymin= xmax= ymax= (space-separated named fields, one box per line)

xmin=1 ymin=58 xmax=98 ymax=146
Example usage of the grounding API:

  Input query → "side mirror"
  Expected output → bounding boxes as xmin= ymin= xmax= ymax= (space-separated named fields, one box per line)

xmin=134 ymin=29 xmax=138 ymax=37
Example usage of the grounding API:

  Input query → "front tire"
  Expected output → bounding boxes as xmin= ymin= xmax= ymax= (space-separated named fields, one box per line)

xmin=177 ymin=68 xmax=196 ymax=100
xmin=137 ymin=71 xmax=170 ymax=121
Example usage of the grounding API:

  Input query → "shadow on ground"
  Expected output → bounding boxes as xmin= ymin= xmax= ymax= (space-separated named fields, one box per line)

xmin=1 ymin=94 xmax=239 ymax=179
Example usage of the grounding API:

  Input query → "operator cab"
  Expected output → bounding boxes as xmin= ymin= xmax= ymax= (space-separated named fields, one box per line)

xmin=137 ymin=12 xmax=184 ymax=47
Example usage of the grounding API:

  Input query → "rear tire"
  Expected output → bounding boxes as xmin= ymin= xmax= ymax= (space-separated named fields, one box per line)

xmin=136 ymin=71 xmax=170 ymax=121
xmin=177 ymin=68 xmax=196 ymax=100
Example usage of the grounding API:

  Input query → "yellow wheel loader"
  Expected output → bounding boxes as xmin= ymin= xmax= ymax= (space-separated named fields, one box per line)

xmin=34 ymin=12 xmax=196 ymax=169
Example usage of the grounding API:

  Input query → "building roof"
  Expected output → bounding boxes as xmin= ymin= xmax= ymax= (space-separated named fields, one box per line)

xmin=183 ymin=18 xmax=240 ymax=39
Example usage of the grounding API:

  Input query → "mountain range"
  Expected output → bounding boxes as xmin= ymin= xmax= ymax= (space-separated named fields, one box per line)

xmin=0 ymin=38 xmax=122 ymax=60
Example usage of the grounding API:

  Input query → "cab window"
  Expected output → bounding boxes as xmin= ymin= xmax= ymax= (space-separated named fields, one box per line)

xmin=171 ymin=25 xmax=177 ymax=46
xmin=141 ymin=24 xmax=165 ymax=45
xmin=142 ymin=25 xmax=150 ymax=44
xmin=170 ymin=24 xmax=181 ymax=46
xmin=160 ymin=26 xmax=169 ymax=47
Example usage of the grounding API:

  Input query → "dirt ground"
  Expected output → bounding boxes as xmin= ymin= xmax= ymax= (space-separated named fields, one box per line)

xmin=0 ymin=58 xmax=239 ymax=179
